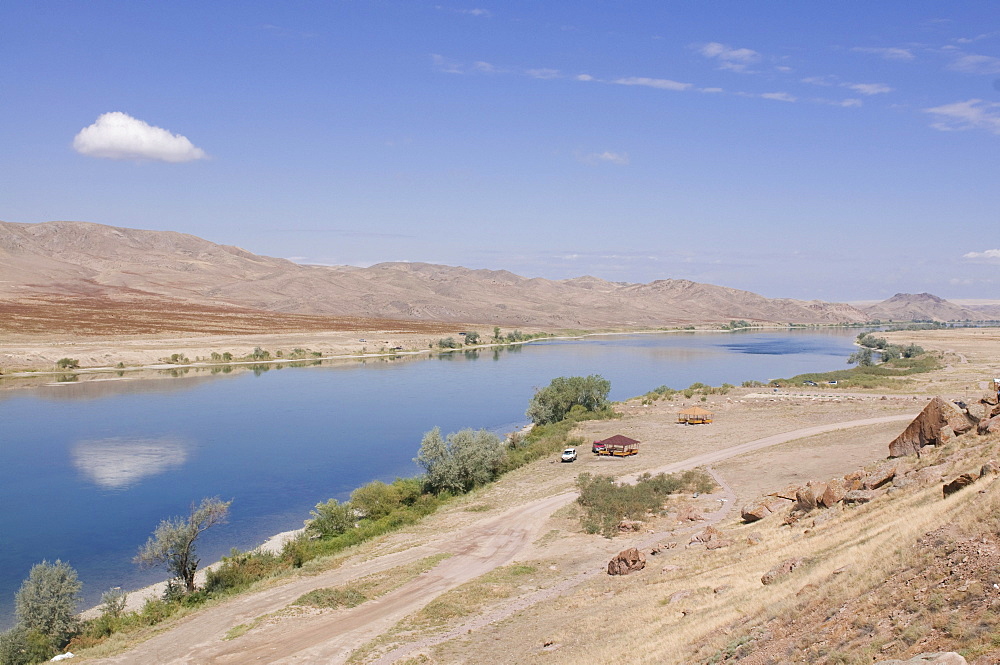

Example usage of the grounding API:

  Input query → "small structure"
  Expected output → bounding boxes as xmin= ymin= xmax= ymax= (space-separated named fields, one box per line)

xmin=678 ymin=406 xmax=714 ymax=425
xmin=594 ymin=434 xmax=639 ymax=456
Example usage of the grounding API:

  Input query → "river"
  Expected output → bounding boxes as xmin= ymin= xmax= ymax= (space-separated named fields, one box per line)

xmin=0 ymin=328 xmax=861 ymax=626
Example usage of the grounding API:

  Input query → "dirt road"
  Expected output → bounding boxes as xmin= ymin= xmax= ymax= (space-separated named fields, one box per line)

xmin=86 ymin=414 xmax=914 ymax=664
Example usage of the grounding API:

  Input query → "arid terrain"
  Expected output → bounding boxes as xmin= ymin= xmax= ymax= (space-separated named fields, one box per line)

xmin=63 ymin=328 xmax=1000 ymax=664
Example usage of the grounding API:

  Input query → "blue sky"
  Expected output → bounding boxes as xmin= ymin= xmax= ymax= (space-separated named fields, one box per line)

xmin=2 ymin=1 xmax=998 ymax=301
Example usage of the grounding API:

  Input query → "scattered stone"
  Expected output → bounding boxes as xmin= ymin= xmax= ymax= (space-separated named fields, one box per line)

xmin=795 ymin=485 xmax=820 ymax=512
xmin=741 ymin=502 xmax=772 ymax=523
xmin=661 ymin=565 xmax=681 ymax=573
xmin=843 ymin=489 xmax=876 ymax=504
xmin=713 ymin=585 xmax=732 ymax=594
xmin=761 ymin=557 xmax=804 ymax=585
xmin=676 ymin=505 xmax=703 ymax=522
xmin=691 ymin=526 xmax=723 ymax=544
xmin=667 ymin=589 xmax=693 ymax=604
xmin=889 ymin=397 xmax=976 ymax=458
xmin=618 ymin=519 xmax=643 ymax=532
xmin=943 ymin=473 xmax=979 ymax=497
xmin=874 ymin=652 xmax=968 ymax=665
xmin=832 ymin=565 xmax=850 ymax=575
xmin=607 ymin=547 xmax=646 ymax=576
xmin=769 ymin=485 xmax=801 ymax=501
xmin=979 ymin=415 xmax=1000 ymax=435
xmin=982 ymin=460 xmax=998 ymax=476
xmin=746 ymin=532 xmax=763 ymax=545
xmin=811 ymin=508 xmax=838 ymax=527
xmin=706 ymin=539 xmax=733 ymax=550
xmin=843 ymin=471 xmax=865 ymax=491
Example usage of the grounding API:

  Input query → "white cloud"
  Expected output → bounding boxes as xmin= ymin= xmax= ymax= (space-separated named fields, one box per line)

xmin=576 ymin=74 xmax=595 ymax=82
xmin=699 ymin=87 xmax=724 ymax=94
xmin=846 ymin=82 xmax=893 ymax=95
xmin=838 ymin=98 xmax=863 ymax=108
xmin=924 ymin=99 xmax=1000 ymax=134
xmin=697 ymin=42 xmax=761 ymax=72
xmin=459 ymin=8 xmax=492 ymax=17
xmin=760 ymin=92 xmax=796 ymax=102
xmin=801 ymin=76 xmax=835 ymax=86
xmin=613 ymin=76 xmax=692 ymax=91
xmin=852 ymin=46 xmax=915 ymax=61
xmin=526 ymin=68 xmax=560 ymax=79
xmin=593 ymin=151 xmax=629 ymax=165
xmin=949 ymin=54 xmax=1000 ymax=75
xmin=963 ymin=249 xmax=1000 ymax=263
xmin=473 ymin=60 xmax=497 ymax=73
xmin=72 ymin=112 xmax=207 ymax=163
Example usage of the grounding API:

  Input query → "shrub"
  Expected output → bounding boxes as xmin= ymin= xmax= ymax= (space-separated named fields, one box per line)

xmin=0 ymin=626 xmax=56 ymax=665
xmin=415 ymin=427 xmax=506 ymax=494
xmin=350 ymin=481 xmax=402 ymax=520
xmin=437 ymin=337 xmax=459 ymax=349
xmin=204 ymin=549 xmax=284 ymax=595
xmin=306 ymin=498 xmax=354 ymax=537
xmin=526 ymin=375 xmax=611 ymax=425
xmin=14 ymin=560 xmax=82 ymax=647
xmin=55 ymin=358 xmax=79 ymax=369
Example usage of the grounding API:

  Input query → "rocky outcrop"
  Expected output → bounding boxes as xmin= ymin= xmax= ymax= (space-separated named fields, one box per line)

xmin=761 ymin=557 xmax=803 ymax=585
xmin=741 ymin=497 xmax=793 ymax=523
xmin=607 ymin=547 xmax=646 ymax=575
xmin=875 ymin=653 xmax=968 ymax=665
xmin=820 ymin=479 xmax=846 ymax=507
xmin=843 ymin=489 xmax=876 ymax=504
xmin=943 ymin=472 xmax=979 ymax=497
xmin=888 ymin=397 xmax=976 ymax=457
xmin=864 ymin=464 xmax=898 ymax=490
xmin=978 ymin=415 xmax=1000 ymax=435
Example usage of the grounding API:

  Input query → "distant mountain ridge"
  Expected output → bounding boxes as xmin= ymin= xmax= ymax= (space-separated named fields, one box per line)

xmin=0 ymin=220 xmax=981 ymax=329
xmin=863 ymin=292 xmax=983 ymax=322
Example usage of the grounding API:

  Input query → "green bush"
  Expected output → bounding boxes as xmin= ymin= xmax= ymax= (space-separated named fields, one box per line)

xmin=14 ymin=560 xmax=81 ymax=648
xmin=526 ymin=375 xmax=611 ymax=425
xmin=203 ymin=549 xmax=284 ymax=595
xmin=350 ymin=481 xmax=402 ymax=521
xmin=415 ymin=428 xmax=506 ymax=494
xmin=55 ymin=358 xmax=79 ymax=369
xmin=306 ymin=499 xmax=354 ymax=537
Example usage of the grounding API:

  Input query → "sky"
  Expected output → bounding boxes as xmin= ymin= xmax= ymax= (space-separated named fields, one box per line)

xmin=1 ymin=1 xmax=999 ymax=302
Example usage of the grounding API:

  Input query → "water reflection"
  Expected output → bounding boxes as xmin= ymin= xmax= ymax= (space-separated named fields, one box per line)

xmin=71 ymin=436 xmax=190 ymax=490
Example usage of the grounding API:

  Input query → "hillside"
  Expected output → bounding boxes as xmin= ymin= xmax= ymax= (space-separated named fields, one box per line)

xmin=0 ymin=221 xmax=870 ymax=330
xmin=865 ymin=293 xmax=981 ymax=322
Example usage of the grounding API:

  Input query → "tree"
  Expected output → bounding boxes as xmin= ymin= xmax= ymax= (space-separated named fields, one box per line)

xmin=55 ymin=358 xmax=79 ymax=370
xmin=415 ymin=427 xmax=506 ymax=494
xmin=464 ymin=331 xmax=481 ymax=345
xmin=135 ymin=497 xmax=231 ymax=593
xmin=350 ymin=481 xmax=401 ymax=520
xmin=526 ymin=375 xmax=612 ymax=425
xmin=306 ymin=499 xmax=354 ymax=537
xmin=847 ymin=347 xmax=873 ymax=366
xmin=14 ymin=560 xmax=81 ymax=647
xmin=493 ymin=326 xmax=501 ymax=342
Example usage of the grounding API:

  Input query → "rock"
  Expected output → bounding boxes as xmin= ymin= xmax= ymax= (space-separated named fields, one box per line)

xmin=811 ymin=508 xmax=838 ymax=527
xmin=741 ymin=502 xmax=772 ymax=523
xmin=618 ymin=519 xmax=643 ymax=532
xmin=691 ymin=526 xmax=723 ymax=544
xmin=892 ymin=475 xmax=914 ymax=489
xmin=843 ymin=471 xmax=864 ymax=491
xmin=843 ymin=489 xmax=876 ymax=504
xmin=820 ymin=479 xmax=846 ymax=507
xmin=982 ymin=460 xmax=998 ymax=476
xmin=761 ymin=557 xmax=803 ymax=585
xmin=875 ymin=652 xmax=968 ymax=665
xmin=676 ymin=505 xmax=703 ymax=522
xmin=864 ymin=464 xmax=897 ymax=490
xmin=795 ymin=485 xmax=820 ymax=512
xmin=661 ymin=564 xmax=681 ymax=573
xmin=943 ymin=473 xmax=979 ymax=497
xmin=796 ymin=583 xmax=819 ymax=596
xmin=769 ymin=485 xmax=801 ymax=501
xmin=667 ymin=589 xmax=692 ymax=603
xmin=889 ymin=397 xmax=978 ymax=457
xmin=706 ymin=539 xmax=733 ymax=550
xmin=608 ymin=547 xmax=646 ymax=575
xmin=746 ymin=531 xmax=763 ymax=545
xmin=713 ymin=584 xmax=732 ymax=594
xmin=978 ymin=415 xmax=1000 ymax=435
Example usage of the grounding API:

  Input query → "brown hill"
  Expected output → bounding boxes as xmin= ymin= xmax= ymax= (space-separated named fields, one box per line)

xmin=0 ymin=220 xmax=870 ymax=330
xmin=864 ymin=293 xmax=980 ymax=322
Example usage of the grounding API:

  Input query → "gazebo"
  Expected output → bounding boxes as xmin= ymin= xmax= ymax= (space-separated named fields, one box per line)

xmin=677 ymin=405 xmax=714 ymax=424
xmin=593 ymin=434 xmax=640 ymax=456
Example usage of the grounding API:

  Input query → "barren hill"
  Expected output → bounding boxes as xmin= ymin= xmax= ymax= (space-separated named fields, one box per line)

xmin=0 ymin=220 xmax=870 ymax=330
xmin=864 ymin=293 xmax=980 ymax=322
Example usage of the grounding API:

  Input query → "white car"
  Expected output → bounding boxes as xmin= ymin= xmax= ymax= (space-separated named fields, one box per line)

xmin=560 ymin=447 xmax=577 ymax=463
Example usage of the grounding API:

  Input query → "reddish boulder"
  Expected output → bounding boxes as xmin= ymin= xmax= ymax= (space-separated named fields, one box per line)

xmin=978 ymin=415 xmax=1000 ymax=435
xmin=864 ymin=464 xmax=897 ymax=490
xmin=843 ymin=471 xmax=864 ymax=491
xmin=843 ymin=489 xmax=876 ymax=504
xmin=607 ymin=547 xmax=646 ymax=575
xmin=796 ymin=485 xmax=820 ymax=512
xmin=761 ymin=557 xmax=803 ymax=585
xmin=820 ymin=480 xmax=846 ymax=507
xmin=943 ymin=473 xmax=978 ymax=497
xmin=981 ymin=460 xmax=998 ymax=476
xmin=889 ymin=397 xmax=977 ymax=457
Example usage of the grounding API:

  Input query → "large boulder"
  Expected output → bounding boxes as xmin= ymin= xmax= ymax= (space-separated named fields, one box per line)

xmin=979 ymin=415 xmax=1000 ymax=435
xmin=820 ymin=479 xmax=847 ymax=507
xmin=943 ymin=472 xmax=978 ymax=497
xmin=889 ymin=397 xmax=977 ymax=457
xmin=741 ymin=497 xmax=790 ymax=523
xmin=843 ymin=489 xmax=876 ymax=504
xmin=607 ymin=547 xmax=646 ymax=575
xmin=795 ymin=485 xmax=821 ymax=512
xmin=864 ymin=464 xmax=898 ymax=490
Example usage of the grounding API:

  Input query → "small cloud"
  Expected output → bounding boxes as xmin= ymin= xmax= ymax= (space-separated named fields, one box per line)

xmin=760 ymin=92 xmax=796 ymax=102
xmin=846 ymin=82 xmax=893 ymax=95
xmin=963 ymin=249 xmax=1000 ymax=263
xmin=613 ymin=76 xmax=692 ymax=91
xmin=576 ymin=74 xmax=595 ymax=82
xmin=852 ymin=46 xmax=915 ymax=61
xmin=699 ymin=87 xmax=724 ymax=93
xmin=925 ymin=98 xmax=1000 ymax=134
xmin=473 ymin=61 xmax=497 ymax=73
xmin=579 ymin=151 xmax=629 ymax=166
xmin=697 ymin=42 xmax=761 ymax=72
xmin=72 ymin=112 xmax=207 ymax=163
xmin=775 ymin=65 xmax=793 ymax=73
xmin=526 ymin=68 xmax=560 ymax=79
xmin=948 ymin=54 xmax=1000 ymax=75
xmin=431 ymin=53 xmax=464 ymax=74
xmin=801 ymin=76 xmax=835 ymax=86
xmin=838 ymin=98 xmax=863 ymax=108
xmin=459 ymin=8 xmax=492 ymax=17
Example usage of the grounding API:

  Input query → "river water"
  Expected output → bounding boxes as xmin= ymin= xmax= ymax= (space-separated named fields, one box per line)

xmin=0 ymin=328 xmax=860 ymax=625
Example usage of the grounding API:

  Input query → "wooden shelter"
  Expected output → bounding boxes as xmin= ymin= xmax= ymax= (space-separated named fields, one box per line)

xmin=677 ymin=405 xmax=714 ymax=424
xmin=594 ymin=434 xmax=640 ymax=456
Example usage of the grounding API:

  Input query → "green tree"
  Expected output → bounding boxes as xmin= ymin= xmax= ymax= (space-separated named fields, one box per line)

xmin=134 ymin=497 xmax=232 ymax=593
xmin=14 ymin=559 xmax=81 ymax=648
xmin=350 ymin=481 xmax=401 ymax=520
xmin=0 ymin=626 xmax=56 ymax=665
xmin=847 ymin=347 xmax=874 ymax=366
xmin=306 ymin=499 xmax=354 ymax=537
xmin=55 ymin=358 xmax=79 ymax=370
xmin=493 ymin=326 xmax=501 ymax=342
xmin=437 ymin=337 xmax=459 ymax=349
xmin=526 ymin=375 xmax=612 ymax=425
xmin=415 ymin=427 xmax=506 ymax=494
xmin=464 ymin=331 xmax=481 ymax=345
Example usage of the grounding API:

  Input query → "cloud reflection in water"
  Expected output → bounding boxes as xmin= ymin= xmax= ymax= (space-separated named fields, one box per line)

xmin=72 ymin=436 xmax=190 ymax=489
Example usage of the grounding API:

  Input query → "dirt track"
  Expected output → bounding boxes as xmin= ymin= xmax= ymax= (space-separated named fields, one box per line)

xmin=85 ymin=414 xmax=914 ymax=664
